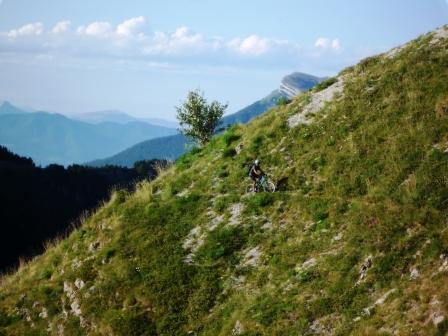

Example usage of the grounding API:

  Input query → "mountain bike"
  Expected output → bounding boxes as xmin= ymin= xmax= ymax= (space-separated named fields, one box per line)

xmin=246 ymin=174 xmax=276 ymax=193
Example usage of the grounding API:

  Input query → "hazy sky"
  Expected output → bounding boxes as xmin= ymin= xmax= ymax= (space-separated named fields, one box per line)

xmin=0 ymin=0 xmax=447 ymax=120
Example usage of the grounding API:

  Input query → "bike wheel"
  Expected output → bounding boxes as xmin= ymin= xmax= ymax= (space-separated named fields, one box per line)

xmin=265 ymin=181 xmax=276 ymax=192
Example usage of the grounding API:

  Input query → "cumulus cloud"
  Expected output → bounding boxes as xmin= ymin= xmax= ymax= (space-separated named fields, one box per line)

xmin=77 ymin=21 xmax=112 ymax=37
xmin=116 ymin=16 xmax=145 ymax=36
xmin=228 ymin=35 xmax=271 ymax=56
xmin=314 ymin=37 xmax=341 ymax=50
xmin=6 ymin=22 xmax=44 ymax=38
xmin=52 ymin=21 xmax=71 ymax=34
xmin=0 ymin=17 xmax=360 ymax=73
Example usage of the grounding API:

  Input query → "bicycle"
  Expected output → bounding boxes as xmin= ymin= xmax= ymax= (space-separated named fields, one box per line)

xmin=246 ymin=174 xmax=276 ymax=193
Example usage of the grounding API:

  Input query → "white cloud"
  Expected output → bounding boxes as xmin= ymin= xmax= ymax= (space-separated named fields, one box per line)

xmin=116 ymin=16 xmax=145 ymax=36
xmin=331 ymin=38 xmax=341 ymax=50
xmin=229 ymin=35 xmax=271 ymax=56
xmin=315 ymin=37 xmax=341 ymax=50
xmin=171 ymin=26 xmax=203 ymax=46
xmin=0 ymin=18 xmax=362 ymax=74
xmin=77 ymin=21 xmax=112 ymax=37
xmin=144 ymin=26 xmax=205 ymax=55
xmin=52 ymin=21 xmax=71 ymax=34
xmin=7 ymin=22 xmax=43 ymax=38
xmin=314 ymin=37 xmax=329 ymax=48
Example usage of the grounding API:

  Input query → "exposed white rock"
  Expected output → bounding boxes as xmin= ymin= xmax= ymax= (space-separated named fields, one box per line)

xmin=63 ymin=282 xmax=76 ymax=301
xmin=39 ymin=307 xmax=48 ymax=319
xmin=75 ymin=278 xmax=85 ymax=290
xmin=430 ymin=25 xmax=448 ymax=45
xmin=63 ymin=281 xmax=87 ymax=328
xmin=242 ymin=246 xmax=261 ymax=267
xmin=301 ymin=257 xmax=317 ymax=269
xmin=384 ymin=45 xmax=406 ymax=59
xmin=363 ymin=288 xmax=397 ymax=316
xmin=229 ymin=203 xmax=244 ymax=226
xmin=232 ymin=320 xmax=244 ymax=335
xmin=182 ymin=226 xmax=206 ymax=264
xmin=288 ymin=77 xmax=345 ymax=128
xmin=356 ymin=255 xmax=373 ymax=285
xmin=429 ymin=298 xmax=445 ymax=326
xmin=207 ymin=209 xmax=224 ymax=231
xmin=235 ymin=143 xmax=244 ymax=155
xmin=309 ymin=318 xmax=326 ymax=334
xmin=332 ymin=232 xmax=343 ymax=242
xmin=176 ymin=188 xmax=189 ymax=198
xmin=261 ymin=221 xmax=273 ymax=230
xmin=88 ymin=241 xmax=100 ymax=253
xmin=57 ymin=324 xmax=64 ymax=336
xmin=410 ymin=268 xmax=420 ymax=280
xmin=230 ymin=275 xmax=246 ymax=290
xmin=71 ymin=258 xmax=82 ymax=270
xmin=439 ymin=254 xmax=448 ymax=273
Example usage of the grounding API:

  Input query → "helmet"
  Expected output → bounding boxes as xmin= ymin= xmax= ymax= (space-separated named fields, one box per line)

xmin=254 ymin=159 xmax=260 ymax=166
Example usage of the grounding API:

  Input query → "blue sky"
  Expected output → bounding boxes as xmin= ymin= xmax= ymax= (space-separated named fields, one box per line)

xmin=0 ymin=0 xmax=447 ymax=120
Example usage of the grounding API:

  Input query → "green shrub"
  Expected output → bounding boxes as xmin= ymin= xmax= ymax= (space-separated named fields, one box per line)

xmin=314 ymin=77 xmax=338 ymax=92
xmin=222 ymin=147 xmax=236 ymax=158
xmin=221 ymin=128 xmax=241 ymax=146
xmin=197 ymin=227 xmax=245 ymax=261
xmin=248 ymin=193 xmax=275 ymax=208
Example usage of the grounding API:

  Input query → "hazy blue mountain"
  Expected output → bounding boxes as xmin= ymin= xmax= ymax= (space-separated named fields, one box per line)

xmin=88 ymin=134 xmax=187 ymax=167
xmin=72 ymin=110 xmax=138 ymax=124
xmin=0 ymin=101 xmax=27 ymax=115
xmin=0 ymin=109 xmax=177 ymax=166
xmin=140 ymin=117 xmax=179 ymax=129
xmin=88 ymin=72 xmax=323 ymax=167
xmin=72 ymin=110 xmax=179 ymax=128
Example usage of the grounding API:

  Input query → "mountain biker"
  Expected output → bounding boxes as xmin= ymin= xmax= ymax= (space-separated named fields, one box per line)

xmin=249 ymin=159 xmax=264 ymax=192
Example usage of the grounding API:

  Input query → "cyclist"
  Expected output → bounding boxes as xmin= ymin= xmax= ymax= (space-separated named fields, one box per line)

xmin=249 ymin=159 xmax=264 ymax=192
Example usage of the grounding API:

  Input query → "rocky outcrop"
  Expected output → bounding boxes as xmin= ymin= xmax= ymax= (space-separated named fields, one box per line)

xmin=279 ymin=72 xmax=324 ymax=98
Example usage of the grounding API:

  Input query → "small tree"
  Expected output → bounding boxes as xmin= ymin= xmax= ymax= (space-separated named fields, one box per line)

xmin=176 ymin=89 xmax=228 ymax=146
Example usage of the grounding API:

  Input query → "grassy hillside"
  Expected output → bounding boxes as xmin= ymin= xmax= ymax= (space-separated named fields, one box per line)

xmin=1 ymin=26 xmax=448 ymax=335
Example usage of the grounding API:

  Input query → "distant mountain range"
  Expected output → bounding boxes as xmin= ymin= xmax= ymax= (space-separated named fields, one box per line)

xmin=0 ymin=103 xmax=177 ymax=166
xmin=88 ymin=72 xmax=323 ymax=167
xmin=71 ymin=110 xmax=179 ymax=128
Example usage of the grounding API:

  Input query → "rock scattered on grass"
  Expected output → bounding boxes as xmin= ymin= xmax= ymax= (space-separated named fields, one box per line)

xmin=356 ymin=255 xmax=373 ymax=285
xmin=232 ymin=320 xmax=244 ymax=335
xmin=229 ymin=203 xmax=244 ymax=226
xmin=88 ymin=241 xmax=100 ymax=253
xmin=362 ymin=288 xmax=397 ymax=316
xmin=410 ymin=268 xmax=420 ymax=280
xmin=241 ymin=246 xmax=261 ymax=267
xmin=288 ymin=77 xmax=345 ymax=128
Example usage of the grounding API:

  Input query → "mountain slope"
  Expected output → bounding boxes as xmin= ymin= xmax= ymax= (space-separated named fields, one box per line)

xmin=72 ymin=110 xmax=140 ymax=124
xmin=72 ymin=110 xmax=178 ymax=128
xmin=89 ymin=134 xmax=188 ymax=167
xmin=89 ymin=72 xmax=322 ymax=168
xmin=1 ymin=26 xmax=448 ymax=335
xmin=0 ymin=111 xmax=177 ymax=166
xmin=0 ymin=101 xmax=27 ymax=115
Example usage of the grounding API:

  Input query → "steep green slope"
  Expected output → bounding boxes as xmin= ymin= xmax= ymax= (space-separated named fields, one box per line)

xmin=1 ymin=26 xmax=448 ymax=336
